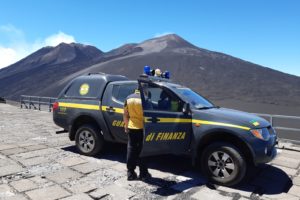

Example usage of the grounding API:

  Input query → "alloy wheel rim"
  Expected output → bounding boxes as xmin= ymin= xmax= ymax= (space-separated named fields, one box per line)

xmin=208 ymin=151 xmax=235 ymax=178
xmin=78 ymin=130 xmax=95 ymax=153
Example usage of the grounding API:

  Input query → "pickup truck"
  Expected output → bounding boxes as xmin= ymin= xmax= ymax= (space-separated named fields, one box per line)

xmin=53 ymin=71 xmax=277 ymax=186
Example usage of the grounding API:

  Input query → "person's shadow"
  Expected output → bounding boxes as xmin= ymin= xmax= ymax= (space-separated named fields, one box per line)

xmin=61 ymin=144 xmax=292 ymax=197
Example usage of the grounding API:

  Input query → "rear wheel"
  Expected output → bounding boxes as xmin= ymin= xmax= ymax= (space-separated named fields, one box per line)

xmin=201 ymin=142 xmax=246 ymax=186
xmin=75 ymin=124 xmax=104 ymax=156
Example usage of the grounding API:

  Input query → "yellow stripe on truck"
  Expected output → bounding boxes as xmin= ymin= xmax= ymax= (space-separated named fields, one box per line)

xmin=144 ymin=117 xmax=192 ymax=123
xmin=59 ymin=102 xmax=99 ymax=110
xmin=58 ymin=103 xmax=125 ymax=113
xmin=58 ymin=103 xmax=250 ymax=131
xmin=144 ymin=117 xmax=250 ymax=131
xmin=158 ymin=118 xmax=192 ymax=123
xmin=192 ymin=119 xmax=251 ymax=130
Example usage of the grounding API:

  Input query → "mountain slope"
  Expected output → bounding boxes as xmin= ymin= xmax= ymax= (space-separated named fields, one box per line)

xmin=39 ymin=34 xmax=300 ymax=106
xmin=0 ymin=43 xmax=103 ymax=99
xmin=0 ymin=34 xmax=299 ymax=107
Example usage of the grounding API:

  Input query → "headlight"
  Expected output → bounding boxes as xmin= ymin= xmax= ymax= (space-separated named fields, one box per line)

xmin=250 ymin=128 xmax=270 ymax=141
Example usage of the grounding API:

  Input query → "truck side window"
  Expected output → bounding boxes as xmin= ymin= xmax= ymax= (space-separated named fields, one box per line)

xmin=64 ymin=79 xmax=101 ymax=98
xmin=112 ymin=84 xmax=137 ymax=104
xmin=144 ymin=85 xmax=182 ymax=112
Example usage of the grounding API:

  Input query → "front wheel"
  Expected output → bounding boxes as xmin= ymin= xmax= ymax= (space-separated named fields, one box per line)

xmin=75 ymin=124 xmax=104 ymax=156
xmin=201 ymin=142 xmax=246 ymax=186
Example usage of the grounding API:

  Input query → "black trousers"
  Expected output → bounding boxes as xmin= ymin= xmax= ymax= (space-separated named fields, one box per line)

xmin=127 ymin=129 xmax=147 ymax=174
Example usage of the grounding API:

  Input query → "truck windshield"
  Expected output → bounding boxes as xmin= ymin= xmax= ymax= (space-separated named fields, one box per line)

xmin=174 ymin=87 xmax=215 ymax=109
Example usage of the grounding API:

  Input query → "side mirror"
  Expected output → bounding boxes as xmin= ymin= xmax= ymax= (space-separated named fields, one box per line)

xmin=183 ymin=103 xmax=191 ymax=114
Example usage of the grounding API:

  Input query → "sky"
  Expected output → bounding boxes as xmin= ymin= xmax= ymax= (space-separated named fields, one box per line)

xmin=0 ymin=0 xmax=299 ymax=76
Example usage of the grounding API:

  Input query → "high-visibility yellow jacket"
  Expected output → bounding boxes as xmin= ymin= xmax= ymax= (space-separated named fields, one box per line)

xmin=124 ymin=91 xmax=143 ymax=129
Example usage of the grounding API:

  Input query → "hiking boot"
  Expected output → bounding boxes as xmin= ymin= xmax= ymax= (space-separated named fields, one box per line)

xmin=139 ymin=172 xmax=152 ymax=181
xmin=127 ymin=171 xmax=138 ymax=181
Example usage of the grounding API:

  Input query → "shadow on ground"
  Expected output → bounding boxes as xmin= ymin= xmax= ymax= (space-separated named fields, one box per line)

xmin=61 ymin=143 xmax=292 ymax=197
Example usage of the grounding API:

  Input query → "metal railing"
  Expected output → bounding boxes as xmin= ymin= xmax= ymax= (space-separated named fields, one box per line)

xmin=20 ymin=95 xmax=57 ymax=112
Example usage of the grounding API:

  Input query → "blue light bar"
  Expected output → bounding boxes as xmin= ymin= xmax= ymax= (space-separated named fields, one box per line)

xmin=143 ymin=66 xmax=170 ymax=80
xmin=144 ymin=66 xmax=151 ymax=75
xmin=164 ymin=71 xmax=170 ymax=79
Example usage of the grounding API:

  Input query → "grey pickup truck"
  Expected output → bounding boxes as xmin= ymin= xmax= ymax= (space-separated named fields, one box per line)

xmin=53 ymin=69 xmax=277 ymax=186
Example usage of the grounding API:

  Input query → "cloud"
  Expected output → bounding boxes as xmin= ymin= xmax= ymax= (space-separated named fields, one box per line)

xmin=0 ymin=47 xmax=18 ymax=68
xmin=154 ymin=32 xmax=174 ymax=38
xmin=0 ymin=25 xmax=76 ymax=69
xmin=44 ymin=31 xmax=76 ymax=47
xmin=0 ymin=24 xmax=24 ymax=40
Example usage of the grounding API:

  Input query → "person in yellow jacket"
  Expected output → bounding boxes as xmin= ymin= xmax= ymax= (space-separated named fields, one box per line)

xmin=123 ymin=89 xmax=151 ymax=181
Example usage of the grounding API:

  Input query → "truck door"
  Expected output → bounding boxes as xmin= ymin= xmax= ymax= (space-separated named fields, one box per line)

xmin=139 ymin=81 xmax=192 ymax=156
xmin=102 ymin=81 xmax=137 ymax=143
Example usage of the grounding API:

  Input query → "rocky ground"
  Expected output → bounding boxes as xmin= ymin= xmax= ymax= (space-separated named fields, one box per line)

xmin=0 ymin=103 xmax=300 ymax=200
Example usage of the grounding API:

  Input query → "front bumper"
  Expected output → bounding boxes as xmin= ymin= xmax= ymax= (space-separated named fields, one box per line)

xmin=251 ymin=134 xmax=277 ymax=165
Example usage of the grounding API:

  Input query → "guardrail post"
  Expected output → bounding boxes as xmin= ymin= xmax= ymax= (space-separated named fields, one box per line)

xmin=270 ymin=116 xmax=273 ymax=127
xmin=49 ymin=98 xmax=51 ymax=112
xmin=29 ymin=96 xmax=31 ymax=109
xmin=38 ymin=97 xmax=41 ymax=111
xmin=20 ymin=96 xmax=22 ymax=109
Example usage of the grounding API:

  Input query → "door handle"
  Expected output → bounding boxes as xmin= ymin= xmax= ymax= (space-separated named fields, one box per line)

xmin=106 ymin=106 xmax=116 ymax=112
xmin=149 ymin=117 xmax=160 ymax=123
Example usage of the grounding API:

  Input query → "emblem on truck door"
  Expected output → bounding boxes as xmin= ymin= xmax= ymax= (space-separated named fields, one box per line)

xmin=79 ymin=83 xmax=89 ymax=95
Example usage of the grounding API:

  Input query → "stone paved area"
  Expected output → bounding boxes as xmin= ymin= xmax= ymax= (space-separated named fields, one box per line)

xmin=0 ymin=103 xmax=300 ymax=200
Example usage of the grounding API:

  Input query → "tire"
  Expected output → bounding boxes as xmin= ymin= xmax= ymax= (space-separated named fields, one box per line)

xmin=75 ymin=124 xmax=104 ymax=156
xmin=200 ymin=142 xmax=246 ymax=186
